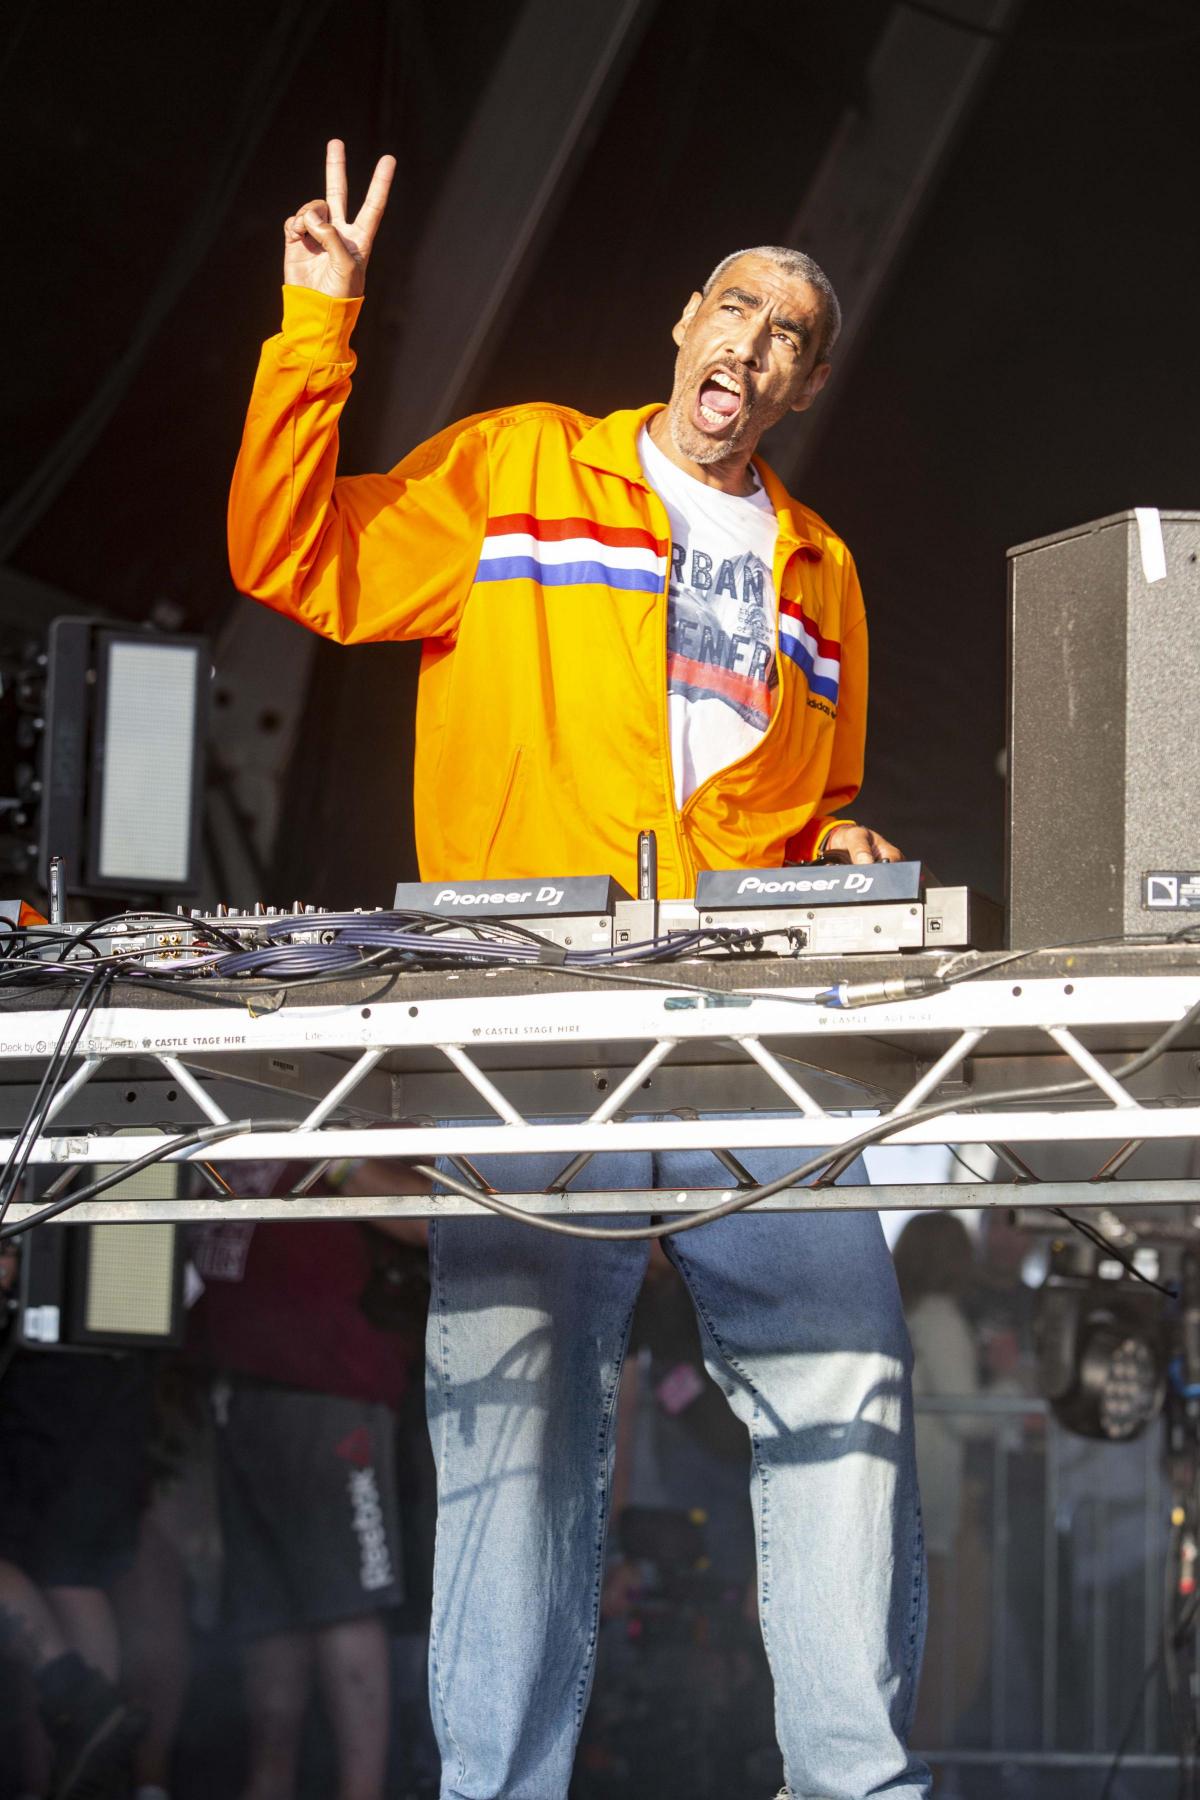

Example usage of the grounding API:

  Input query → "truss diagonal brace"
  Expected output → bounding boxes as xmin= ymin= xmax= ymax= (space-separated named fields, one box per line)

xmin=299 ymin=1048 xmax=388 ymax=1131
xmin=736 ymin=1036 xmax=829 ymax=1117
xmin=895 ymin=1028 xmax=987 ymax=1115
xmin=42 ymin=1055 xmax=102 ymax=1127
xmin=1093 ymin=1140 xmax=1146 ymax=1181
xmin=440 ymin=1046 xmax=527 ymax=1126
xmin=1045 ymin=1026 xmax=1143 ymax=1109
xmin=548 ymin=1040 xmax=679 ymax=1192
xmin=159 ymin=1056 xmax=230 ymax=1126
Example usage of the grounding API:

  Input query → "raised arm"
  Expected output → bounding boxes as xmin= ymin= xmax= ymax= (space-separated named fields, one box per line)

xmin=229 ymin=142 xmax=486 ymax=646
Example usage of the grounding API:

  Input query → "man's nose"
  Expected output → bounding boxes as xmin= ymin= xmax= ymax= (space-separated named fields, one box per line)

xmin=725 ymin=318 xmax=764 ymax=367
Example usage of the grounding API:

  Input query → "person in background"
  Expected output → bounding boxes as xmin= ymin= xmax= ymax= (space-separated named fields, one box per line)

xmin=0 ymin=1240 xmax=150 ymax=1799
xmin=892 ymin=1213 xmax=987 ymax=1751
xmin=188 ymin=1159 xmax=427 ymax=1800
xmin=110 ymin=1359 xmax=218 ymax=1800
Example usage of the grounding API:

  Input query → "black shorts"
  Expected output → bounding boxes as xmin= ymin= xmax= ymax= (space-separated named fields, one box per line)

xmin=212 ymin=1377 xmax=404 ymax=1639
xmin=0 ymin=1350 xmax=153 ymax=1588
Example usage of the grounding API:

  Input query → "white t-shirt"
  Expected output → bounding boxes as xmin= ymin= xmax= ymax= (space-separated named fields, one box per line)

xmin=639 ymin=426 xmax=780 ymax=808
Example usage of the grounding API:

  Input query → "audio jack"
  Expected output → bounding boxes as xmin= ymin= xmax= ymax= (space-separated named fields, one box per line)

xmin=815 ymin=975 xmax=950 ymax=1009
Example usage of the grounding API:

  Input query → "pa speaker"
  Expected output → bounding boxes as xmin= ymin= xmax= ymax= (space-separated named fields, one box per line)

xmin=1006 ymin=509 xmax=1200 ymax=949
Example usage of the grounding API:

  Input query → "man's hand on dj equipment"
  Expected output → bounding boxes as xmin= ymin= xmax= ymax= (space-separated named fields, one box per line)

xmin=821 ymin=823 xmax=904 ymax=865
xmin=283 ymin=138 xmax=396 ymax=299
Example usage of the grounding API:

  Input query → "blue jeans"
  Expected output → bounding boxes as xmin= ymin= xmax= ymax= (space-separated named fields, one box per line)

xmin=426 ymin=1143 xmax=930 ymax=1800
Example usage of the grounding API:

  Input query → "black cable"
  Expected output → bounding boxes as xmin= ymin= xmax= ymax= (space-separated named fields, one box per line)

xmin=1049 ymin=1207 xmax=1177 ymax=1298
xmin=944 ymin=1143 xmax=993 ymax=1182
xmin=70 ymin=909 xmax=250 ymax=955
xmin=7 ymin=906 xmax=1200 ymax=1019
xmin=936 ymin=925 xmax=1200 ymax=994
xmin=450 ymin=954 xmax=822 ymax=1008
xmin=3 ymin=929 xmax=1196 ymax=1245
xmin=396 ymin=992 xmax=1200 ymax=1242
xmin=3 ymin=919 xmax=1198 ymax=1244
xmin=0 ymin=1116 xmax=302 ymax=1240
xmin=1176 ymin=1467 xmax=1200 ymax=1800
xmin=938 ymin=1146 xmax=1176 ymax=1295
xmin=1100 ymin=1584 xmax=1200 ymax=1800
xmin=4 ymin=908 xmax=735 ymax=989
xmin=0 ymin=970 xmax=112 ymax=1231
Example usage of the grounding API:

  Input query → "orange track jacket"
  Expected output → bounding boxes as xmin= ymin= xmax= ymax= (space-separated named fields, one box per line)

xmin=228 ymin=289 xmax=867 ymax=901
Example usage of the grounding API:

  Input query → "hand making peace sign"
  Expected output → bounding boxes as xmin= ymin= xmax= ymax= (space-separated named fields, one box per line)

xmin=282 ymin=139 xmax=396 ymax=300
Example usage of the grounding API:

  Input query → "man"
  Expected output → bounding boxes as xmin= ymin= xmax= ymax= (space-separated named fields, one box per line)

xmin=0 ymin=1556 xmax=144 ymax=1798
xmin=187 ymin=1181 xmax=416 ymax=1800
xmin=229 ymin=141 xmax=929 ymax=1800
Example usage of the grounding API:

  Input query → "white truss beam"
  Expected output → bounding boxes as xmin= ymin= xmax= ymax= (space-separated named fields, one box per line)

xmin=1 ymin=967 xmax=1198 ymax=1222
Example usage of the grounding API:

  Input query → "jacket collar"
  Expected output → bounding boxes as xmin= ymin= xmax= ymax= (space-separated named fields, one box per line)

xmin=573 ymin=404 xmax=824 ymax=561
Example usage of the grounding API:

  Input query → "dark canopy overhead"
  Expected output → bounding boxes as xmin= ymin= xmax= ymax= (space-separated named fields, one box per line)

xmin=5 ymin=0 xmax=1199 ymax=902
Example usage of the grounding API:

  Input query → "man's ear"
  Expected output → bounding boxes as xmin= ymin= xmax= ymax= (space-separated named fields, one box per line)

xmin=671 ymin=291 xmax=703 ymax=348
xmin=790 ymin=360 xmax=831 ymax=413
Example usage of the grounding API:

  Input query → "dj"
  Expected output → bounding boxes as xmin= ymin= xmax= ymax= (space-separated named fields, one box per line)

xmin=229 ymin=142 xmax=929 ymax=1800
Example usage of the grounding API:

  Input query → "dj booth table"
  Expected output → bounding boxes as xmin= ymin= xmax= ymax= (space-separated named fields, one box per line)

xmin=3 ymin=940 xmax=1200 ymax=1228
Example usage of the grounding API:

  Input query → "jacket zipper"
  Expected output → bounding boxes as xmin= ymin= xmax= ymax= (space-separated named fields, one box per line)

xmin=641 ymin=485 xmax=694 ymax=891
xmin=678 ymin=540 xmax=797 ymax=838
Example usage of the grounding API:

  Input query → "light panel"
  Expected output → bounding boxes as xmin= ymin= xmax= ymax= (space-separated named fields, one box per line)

xmin=95 ymin=638 xmax=202 ymax=886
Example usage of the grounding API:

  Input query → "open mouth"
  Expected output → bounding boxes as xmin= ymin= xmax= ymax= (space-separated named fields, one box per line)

xmin=694 ymin=367 xmax=744 ymax=432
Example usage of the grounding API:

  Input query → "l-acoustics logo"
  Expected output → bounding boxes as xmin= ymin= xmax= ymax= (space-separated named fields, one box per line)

xmin=1143 ymin=871 xmax=1200 ymax=910
xmin=735 ymin=870 xmax=874 ymax=897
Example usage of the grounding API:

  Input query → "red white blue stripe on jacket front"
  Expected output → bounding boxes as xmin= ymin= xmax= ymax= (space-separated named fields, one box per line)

xmin=778 ymin=596 xmax=841 ymax=706
xmin=474 ymin=515 xmax=668 ymax=594
xmin=474 ymin=515 xmax=841 ymax=709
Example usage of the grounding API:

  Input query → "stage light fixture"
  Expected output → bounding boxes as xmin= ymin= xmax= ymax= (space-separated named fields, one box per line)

xmin=1077 ymin=1323 xmax=1165 ymax=1441
xmin=90 ymin=631 xmax=205 ymax=888
xmin=1035 ymin=1254 xmax=1168 ymax=1442
xmin=17 ymin=1142 xmax=184 ymax=1352
xmin=38 ymin=618 xmax=208 ymax=897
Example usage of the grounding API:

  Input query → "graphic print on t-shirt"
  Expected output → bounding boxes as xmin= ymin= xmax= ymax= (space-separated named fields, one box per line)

xmin=666 ymin=542 xmax=777 ymax=732
xmin=639 ymin=424 xmax=781 ymax=807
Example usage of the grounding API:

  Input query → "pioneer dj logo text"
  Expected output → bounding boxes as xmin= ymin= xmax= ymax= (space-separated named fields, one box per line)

xmin=434 ymin=885 xmax=565 ymax=908
xmin=736 ymin=871 xmax=874 ymax=897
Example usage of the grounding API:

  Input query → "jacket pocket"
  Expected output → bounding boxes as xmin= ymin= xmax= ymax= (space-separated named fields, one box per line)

xmin=478 ymin=746 xmax=525 ymax=870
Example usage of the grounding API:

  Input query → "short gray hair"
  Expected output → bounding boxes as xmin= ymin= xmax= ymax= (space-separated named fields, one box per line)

xmin=701 ymin=246 xmax=841 ymax=363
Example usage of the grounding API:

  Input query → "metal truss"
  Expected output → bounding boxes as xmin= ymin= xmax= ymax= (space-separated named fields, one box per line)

xmin=2 ymin=964 xmax=1200 ymax=1223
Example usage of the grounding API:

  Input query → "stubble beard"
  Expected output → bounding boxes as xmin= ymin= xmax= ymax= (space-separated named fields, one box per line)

xmin=664 ymin=388 xmax=757 ymax=466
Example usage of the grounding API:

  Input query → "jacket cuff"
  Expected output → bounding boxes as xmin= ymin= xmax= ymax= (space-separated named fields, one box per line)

xmin=786 ymin=816 xmax=856 ymax=863
xmin=280 ymin=287 xmax=363 ymax=361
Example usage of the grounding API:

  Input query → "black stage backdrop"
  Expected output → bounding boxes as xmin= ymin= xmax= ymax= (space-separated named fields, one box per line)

xmin=4 ymin=0 xmax=1198 ymax=905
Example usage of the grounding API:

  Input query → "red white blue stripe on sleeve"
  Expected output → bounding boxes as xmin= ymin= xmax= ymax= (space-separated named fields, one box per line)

xmin=474 ymin=515 xmax=668 ymax=593
xmin=778 ymin=597 xmax=841 ymax=704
